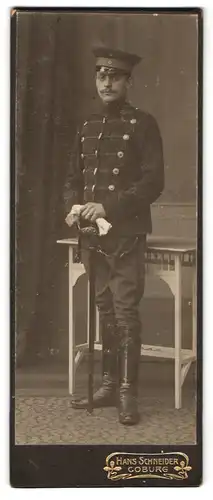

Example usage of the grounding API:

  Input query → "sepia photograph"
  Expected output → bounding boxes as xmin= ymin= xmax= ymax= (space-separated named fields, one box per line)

xmin=11 ymin=7 xmax=202 ymax=486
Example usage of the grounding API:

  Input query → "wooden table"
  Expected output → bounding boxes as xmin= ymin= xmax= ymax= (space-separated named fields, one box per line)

xmin=57 ymin=236 xmax=197 ymax=409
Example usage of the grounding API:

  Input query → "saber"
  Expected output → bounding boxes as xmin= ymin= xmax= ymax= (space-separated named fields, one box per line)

xmin=65 ymin=209 xmax=112 ymax=412
xmin=87 ymin=247 xmax=96 ymax=414
xmin=77 ymin=225 xmax=98 ymax=414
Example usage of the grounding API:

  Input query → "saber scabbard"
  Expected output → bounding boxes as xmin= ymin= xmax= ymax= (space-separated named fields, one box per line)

xmin=87 ymin=248 xmax=96 ymax=414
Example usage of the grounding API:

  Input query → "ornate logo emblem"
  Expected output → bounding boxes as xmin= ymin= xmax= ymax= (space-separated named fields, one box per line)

xmin=103 ymin=452 xmax=192 ymax=482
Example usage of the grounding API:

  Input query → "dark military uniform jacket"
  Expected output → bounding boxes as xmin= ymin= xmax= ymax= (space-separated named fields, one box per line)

xmin=64 ymin=100 xmax=164 ymax=237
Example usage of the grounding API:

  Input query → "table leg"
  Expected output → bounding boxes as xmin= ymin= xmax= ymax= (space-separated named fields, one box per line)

xmin=87 ymin=279 xmax=90 ymax=345
xmin=69 ymin=246 xmax=75 ymax=395
xmin=96 ymin=308 xmax=100 ymax=343
xmin=192 ymin=265 xmax=197 ymax=357
xmin=174 ymin=255 xmax=182 ymax=409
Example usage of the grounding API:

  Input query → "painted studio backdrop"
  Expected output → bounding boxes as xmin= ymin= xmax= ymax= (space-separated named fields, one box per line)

xmin=15 ymin=12 xmax=198 ymax=365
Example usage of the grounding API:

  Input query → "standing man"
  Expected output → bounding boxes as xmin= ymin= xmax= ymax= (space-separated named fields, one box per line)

xmin=64 ymin=46 xmax=164 ymax=425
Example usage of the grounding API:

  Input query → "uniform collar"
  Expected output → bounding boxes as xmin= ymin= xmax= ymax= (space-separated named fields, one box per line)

xmin=92 ymin=97 xmax=132 ymax=117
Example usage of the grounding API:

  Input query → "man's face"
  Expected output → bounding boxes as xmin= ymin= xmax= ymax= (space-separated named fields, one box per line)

xmin=96 ymin=67 xmax=130 ymax=104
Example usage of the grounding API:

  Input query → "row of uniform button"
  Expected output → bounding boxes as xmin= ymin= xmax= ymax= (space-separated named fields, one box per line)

xmin=83 ymin=118 xmax=106 ymax=126
xmin=81 ymin=133 xmax=130 ymax=143
xmin=84 ymin=184 xmax=116 ymax=192
xmin=81 ymin=151 xmax=124 ymax=159
xmin=82 ymin=167 xmax=120 ymax=176
xmin=83 ymin=117 xmax=137 ymax=126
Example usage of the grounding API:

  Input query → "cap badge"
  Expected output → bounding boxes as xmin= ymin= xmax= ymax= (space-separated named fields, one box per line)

xmin=108 ymin=59 xmax=113 ymax=65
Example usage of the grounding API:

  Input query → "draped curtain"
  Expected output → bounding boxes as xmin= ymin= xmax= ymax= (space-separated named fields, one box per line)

xmin=16 ymin=13 xmax=84 ymax=363
xmin=15 ymin=12 xmax=124 ymax=364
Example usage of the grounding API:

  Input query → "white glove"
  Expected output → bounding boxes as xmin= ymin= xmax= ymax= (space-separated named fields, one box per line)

xmin=65 ymin=204 xmax=112 ymax=236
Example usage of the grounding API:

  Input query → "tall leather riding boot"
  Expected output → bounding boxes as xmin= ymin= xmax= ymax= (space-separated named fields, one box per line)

xmin=117 ymin=325 xmax=141 ymax=425
xmin=71 ymin=319 xmax=117 ymax=409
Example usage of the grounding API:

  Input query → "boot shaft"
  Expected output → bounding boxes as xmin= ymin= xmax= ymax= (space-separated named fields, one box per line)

xmin=117 ymin=324 xmax=141 ymax=387
xmin=117 ymin=324 xmax=141 ymax=425
xmin=101 ymin=318 xmax=118 ymax=381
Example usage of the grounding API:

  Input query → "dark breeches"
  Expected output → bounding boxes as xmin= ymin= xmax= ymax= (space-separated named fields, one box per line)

xmin=82 ymin=235 xmax=146 ymax=330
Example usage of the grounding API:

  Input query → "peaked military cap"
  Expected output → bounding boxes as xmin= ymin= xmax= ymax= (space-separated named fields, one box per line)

xmin=92 ymin=46 xmax=142 ymax=73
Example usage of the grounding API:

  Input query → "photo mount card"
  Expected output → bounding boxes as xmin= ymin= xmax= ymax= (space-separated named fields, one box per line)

xmin=10 ymin=7 xmax=202 ymax=488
